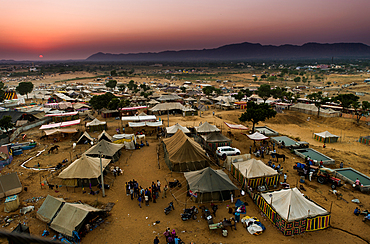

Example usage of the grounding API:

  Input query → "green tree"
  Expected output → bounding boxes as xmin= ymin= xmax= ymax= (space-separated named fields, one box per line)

xmin=16 ymin=82 xmax=34 ymax=99
xmin=108 ymin=97 xmax=120 ymax=110
xmin=241 ymin=89 xmax=253 ymax=98
xmin=118 ymin=84 xmax=126 ymax=92
xmin=267 ymin=76 xmax=277 ymax=82
xmin=260 ymin=74 xmax=267 ymax=79
xmin=180 ymin=87 xmax=187 ymax=93
xmin=307 ymin=91 xmax=329 ymax=117
xmin=333 ymin=94 xmax=359 ymax=112
xmin=89 ymin=92 xmax=115 ymax=110
xmin=110 ymin=70 xmax=117 ymax=76
xmin=239 ymin=102 xmax=277 ymax=131
xmin=232 ymin=91 xmax=244 ymax=101
xmin=214 ymin=88 xmax=222 ymax=95
xmin=127 ymin=80 xmax=137 ymax=90
xmin=253 ymin=76 xmax=258 ymax=82
xmin=202 ymin=86 xmax=215 ymax=96
xmin=106 ymin=80 xmax=117 ymax=90
xmin=118 ymin=98 xmax=131 ymax=108
xmin=140 ymin=83 xmax=150 ymax=92
xmin=294 ymin=77 xmax=301 ymax=83
xmin=257 ymin=84 xmax=272 ymax=102
xmin=0 ymin=116 xmax=14 ymax=133
xmin=352 ymin=101 xmax=370 ymax=123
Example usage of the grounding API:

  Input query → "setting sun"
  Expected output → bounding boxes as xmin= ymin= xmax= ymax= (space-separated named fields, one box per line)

xmin=39 ymin=54 xmax=43 ymax=58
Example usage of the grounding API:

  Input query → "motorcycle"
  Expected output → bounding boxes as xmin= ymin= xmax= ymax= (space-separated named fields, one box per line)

xmin=169 ymin=179 xmax=182 ymax=188
xmin=181 ymin=206 xmax=198 ymax=221
xmin=164 ymin=202 xmax=175 ymax=215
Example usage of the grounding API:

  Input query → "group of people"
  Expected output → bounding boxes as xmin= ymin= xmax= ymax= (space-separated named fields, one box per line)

xmin=126 ymin=179 xmax=168 ymax=207
xmin=110 ymin=166 xmax=123 ymax=178
xmin=267 ymin=160 xmax=283 ymax=173
xmin=162 ymin=228 xmax=181 ymax=244
xmin=354 ymin=207 xmax=370 ymax=222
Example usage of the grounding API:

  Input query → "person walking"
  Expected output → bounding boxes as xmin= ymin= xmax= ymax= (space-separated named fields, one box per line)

xmin=163 ymin=185 xmax=168 ymax=198
xmin=145 ymin=195 xmax=149 ymax=206
xmin=157 ymin=180 xmax=161 ymax=192
xmin=138 ymin=196 xmax=142 ymax=208
xmin=154 ymin=236 xmax=159 ymax=244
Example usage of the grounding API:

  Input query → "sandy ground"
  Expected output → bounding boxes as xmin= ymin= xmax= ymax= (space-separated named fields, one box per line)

xmin=1 ymin=107 xmax=370 ymax=244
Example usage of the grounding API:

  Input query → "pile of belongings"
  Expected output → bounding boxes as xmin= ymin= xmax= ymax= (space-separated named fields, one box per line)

xmin=241 ymin=216 xmax=266 ymax=235
xmin=235 ymin=199 xmax=246 ymax=214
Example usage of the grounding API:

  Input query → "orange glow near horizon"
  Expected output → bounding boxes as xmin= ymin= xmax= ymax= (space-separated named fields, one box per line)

xmin=1 ymin=0 xmax=370 ymax=60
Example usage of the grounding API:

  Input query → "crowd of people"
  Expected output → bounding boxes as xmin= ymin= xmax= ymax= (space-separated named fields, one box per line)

xmin=126 ymin=179 xmax=168 ymax=207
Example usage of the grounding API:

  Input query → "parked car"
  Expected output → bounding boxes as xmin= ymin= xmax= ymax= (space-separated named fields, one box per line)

xmin=216 ymin=146 xmax=240 ymax=159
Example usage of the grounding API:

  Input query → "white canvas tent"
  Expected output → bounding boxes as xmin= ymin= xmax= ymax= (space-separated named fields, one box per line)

xmin=261 ymin=188 xmax=329 ymax=221
xmin=314 ymin=131 xmax=339 ymax=143
xmin=247 ymin=132 xmax=269 ymax=141
xmin=166 ymin=123 xmax=190 ymax=135
xmin=232 ymin=158 xmax=278 ymax=179
xmin=195 ymin=121 xmax=220 ymax=134
xmin=224 ymin=154 xmax=251 ymax=171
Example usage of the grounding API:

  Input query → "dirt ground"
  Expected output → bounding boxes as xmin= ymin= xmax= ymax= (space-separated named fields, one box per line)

xmin=1 ymin=106 xmax=370 ymax=244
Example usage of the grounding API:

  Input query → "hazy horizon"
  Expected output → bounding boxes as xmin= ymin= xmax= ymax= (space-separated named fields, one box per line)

xmin=1 ymin=0 xmax=370 ymax=61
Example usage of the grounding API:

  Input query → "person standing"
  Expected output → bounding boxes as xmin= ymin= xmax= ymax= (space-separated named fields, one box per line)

xmin=284 ymin=173 xmax=287 ymax=183
xmin=145 ymin=195 xmax=149 ymax=206
xmin=157 ymin=180 xmax=161 ymax=192
xmin=130 ymin=187 xmax=134 ymax=200
xmin=309 ymin=171 xmax=313 ymax=182
xmin=163 ymin=185 xmax=168 ymax=198
xmin=138 ymin=196 xmax=142 ymax=208
xmin=340 ymin=162 xmax=344 ymax=168
xmin=154 ymin=236 xmax=159 ymax=244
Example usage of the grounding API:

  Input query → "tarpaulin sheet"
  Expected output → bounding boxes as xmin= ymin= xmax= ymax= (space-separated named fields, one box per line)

xmin=40 ymin=119 xmax=81 ymax=129
xmin=224 ymin=122 xmax=248 ymax=130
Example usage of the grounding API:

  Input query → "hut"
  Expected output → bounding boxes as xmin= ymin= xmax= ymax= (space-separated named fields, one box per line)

xmin=197 ymin=132 xmax=232 ymax=153
xmin=184 ymin=167 xmax=238 ymax=203
xmin=314 ymin=131 xmax=339 ymax=143
xmin=252 ymin=188 xmax=330 ymax=236
xmin=76 ymin=131 xmax=94 ymax=144
xmin=195 ymin=121 xmax=220 ymax=135
xmin=162 ymin=130 xmax=211 ymax=172
xmin=166 ymin=123 xmax=190 ymax=137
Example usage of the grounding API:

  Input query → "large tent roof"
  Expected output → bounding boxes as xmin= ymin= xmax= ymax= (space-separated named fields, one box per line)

xmin=37 ymin=195 xmax=65 ymax=223
xmin=86 ymin=118 xmax=106 ymax=127
xmin=166 ymin=123 xmax=190 ymax=134
xmin=184 ymin=167 xmax=238 ymax=193
xmin=195 ymin=121 xmax=220 ymax=133
xmin=261 ymin=188 xmax=328 ymax=221
xmin=163 ymin=130 xmax=210 ymax=164
xmin=50 ymin=202 xmax=103 ymax=237
xmin=58 ymin=154 xmax=111 ymax=179
xmin=314 ymin=131 xmax=339 ymax=138
xmin=201 ymin=132 xmax=231 ymax=143
xmin=98 ymin=130 xmax=113 ymax=142
xmin=44 ymin=128 xmax=78 ymax=136
xmin=84 ymin=140 xmax=123 ymax=157
xmin=247 ymin=132 xmax=269 ymax=141
xmin=149 ymin=102 xmax=185 ymax=112
xmin=232 ymin=158 xmax=278 ymax=179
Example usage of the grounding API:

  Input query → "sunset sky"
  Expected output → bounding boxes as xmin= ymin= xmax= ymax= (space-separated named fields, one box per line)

xmin=1 ymin=0 xmax=370 ymax=60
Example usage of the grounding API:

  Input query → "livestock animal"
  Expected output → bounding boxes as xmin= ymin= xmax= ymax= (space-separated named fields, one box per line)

xmin=271 ymin=153 xmax=286 ymax=162
xmin=48 ymin=145 xmax=60 ymax=154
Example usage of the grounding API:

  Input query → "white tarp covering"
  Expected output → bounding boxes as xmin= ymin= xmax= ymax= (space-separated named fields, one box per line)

xmin=247 ymin=132 xmax=269 ymax=141
xmin=166 ymin=123 xmax=190 ymax=134
xmin=121 ymin=115 xmax=156 ymax=121
xmin=261 ymin=188 xmax=329 ymax=221
xmin=128 ymin=121 xmax=162 ymax=127
xmin=40 ymin=119 xmax=81 ymax=130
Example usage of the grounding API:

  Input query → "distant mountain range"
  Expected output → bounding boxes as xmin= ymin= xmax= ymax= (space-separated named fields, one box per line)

xmin=86 ymin=42 xmax=370 ymax=62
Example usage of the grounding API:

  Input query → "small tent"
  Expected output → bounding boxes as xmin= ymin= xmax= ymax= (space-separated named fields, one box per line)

xmin=58 ymin=154 xmax=111 ymax=186
xmin=195 ymin=121 xmax=220 ymax=135
xmin=199 ymin=132 xmax=232 ymax=152
xmin=86 ymin=118 xmax=107 ymax=132
xmin=84 ymin=139 xmax=123 ymax=162
xmin=166 ymin=123 xmax=190 ymax=136
xmin=247 ymin=132 xmax=269 ymax=141
xmin=162 ymin=130 xmax=211 ymax=172
xmin=230 ymin=158 xmax=279 ymax=188
xmin=98 ymin=130 xmax=113 ymax=142
xmin=0 ymin=173 xmax=22 ymax=199
xmin=314 ymin=131 xmax=339 ymax=143
xmin=37 ymin=195 xmax=65 ymax=223
xmin=254 ymin=188 xmax=330 ymax=235
xmin=76 ymin=131 xmax=94 ymax=144
xmin=184 ymin=167 xmax=238 ymax=203
xmin=112 ymin=134 xmax=136 ymax=149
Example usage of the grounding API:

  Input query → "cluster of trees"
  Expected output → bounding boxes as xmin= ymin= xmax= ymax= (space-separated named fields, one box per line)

xmin=202 ymin=86 xmax=222 ymax=96
xmin=89 ymin=92 xmax=131 ymax=110
xmin=307 ymin=92 xmax=370 ymax=123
